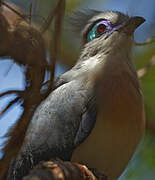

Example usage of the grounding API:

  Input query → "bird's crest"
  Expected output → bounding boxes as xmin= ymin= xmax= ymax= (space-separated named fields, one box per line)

xmin=67 ymin=9 xmax=100 ymax=36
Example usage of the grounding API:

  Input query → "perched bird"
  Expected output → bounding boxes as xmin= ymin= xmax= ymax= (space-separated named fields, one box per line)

xmin=6 ymin=10 xmax=145 ymax=180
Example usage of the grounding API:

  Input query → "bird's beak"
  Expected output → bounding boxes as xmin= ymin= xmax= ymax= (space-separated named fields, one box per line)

xmin=105 ymin=16 xmax=145 ymax=39
xmin=121 ymin=16 xmax=145 ymax=35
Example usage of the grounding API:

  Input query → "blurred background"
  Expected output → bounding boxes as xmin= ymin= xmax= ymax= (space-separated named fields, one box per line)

xmin=0 ymin=0 xmax=155 ymax=179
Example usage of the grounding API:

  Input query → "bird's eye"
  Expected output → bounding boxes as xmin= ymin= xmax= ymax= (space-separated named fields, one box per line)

xmin=87 ymin=21 xmax=107 ymax=42
xmin=96 ymin=24 xmax=106 ymax=34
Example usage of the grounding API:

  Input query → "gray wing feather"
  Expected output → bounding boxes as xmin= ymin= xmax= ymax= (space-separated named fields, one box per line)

xmin=74 ymin=96 xmax=97 ymax=146
xmin=54 ymin=73 xmax=98 ymax=148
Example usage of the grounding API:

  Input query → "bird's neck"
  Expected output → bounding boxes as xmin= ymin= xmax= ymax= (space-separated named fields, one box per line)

xmin=73 ymin=44 xmax=138 ymax=86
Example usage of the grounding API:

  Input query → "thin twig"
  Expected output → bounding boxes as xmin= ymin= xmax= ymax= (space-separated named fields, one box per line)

xmin=137 ymin=55 xmax=155 ymax=78
xmin=50 ymin=0 xmax=65 ymax=88
xmin=40 ymin=0 xmax=65 ymax=34
xmin=43 ymin=0 xmax=65 ymax=98
xmin=1 ymin=1 xmax=27 ymax=22
xmin=134 ymin=38 xmax=155 ymax=46
xmin=0 ymin=90 xmax=23 ymax=98
xmin=29 ymin=3 xmax=33 ymax=24
xmin=0 ymin=97 xmax=20 ymax=116
xmin=4 ymin=62 xmax=14 ymax=76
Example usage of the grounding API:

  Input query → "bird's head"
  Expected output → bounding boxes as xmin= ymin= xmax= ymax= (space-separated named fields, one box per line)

xmin=70 ymin=10 xmax=145 ymax=59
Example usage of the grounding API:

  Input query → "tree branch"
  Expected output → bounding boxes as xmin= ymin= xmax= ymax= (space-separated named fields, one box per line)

xmin=23 ymin=159 xmax=107 ymax=180
xmin=137 ymin=55 xmax=155 ymax=79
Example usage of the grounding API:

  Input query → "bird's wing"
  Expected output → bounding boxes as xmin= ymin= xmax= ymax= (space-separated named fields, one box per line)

xmin=74 ymin=95 xmax=97 ymax=147
xmin=53 ymin=71 xmax=98 ymax=148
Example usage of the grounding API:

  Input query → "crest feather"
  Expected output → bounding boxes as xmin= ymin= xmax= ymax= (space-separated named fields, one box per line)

xmin=67 ymin=9 xmax=100 ymax=36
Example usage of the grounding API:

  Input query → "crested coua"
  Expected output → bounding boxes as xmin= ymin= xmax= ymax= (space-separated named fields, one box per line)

xmin=6 ymin=11 xmax=145 ymax=180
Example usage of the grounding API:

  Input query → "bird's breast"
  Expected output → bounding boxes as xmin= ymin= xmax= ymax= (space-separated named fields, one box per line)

xmin=72 ymin=71 xmax=145 ymax=180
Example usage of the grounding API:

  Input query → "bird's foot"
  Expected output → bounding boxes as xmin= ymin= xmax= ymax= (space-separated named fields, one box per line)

xmin=24 ymin=160 xmax=99 ymax=180
xmin=73 ymin=162 xmax=97 ymax=180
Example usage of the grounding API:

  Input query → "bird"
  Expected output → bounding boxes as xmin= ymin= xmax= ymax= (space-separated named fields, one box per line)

xmin=5 ymin=10 xmax=145 ymax=180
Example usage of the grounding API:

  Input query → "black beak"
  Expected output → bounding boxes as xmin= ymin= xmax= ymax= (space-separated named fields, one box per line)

xmin=122 ymin=16 xmax=145 ymax=34
xmin=105 ymin=16 xmax=145 ymax=39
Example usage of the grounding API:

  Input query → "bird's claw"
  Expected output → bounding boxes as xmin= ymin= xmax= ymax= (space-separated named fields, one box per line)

xmin=73 ymin=162 xmax=97 ymax=180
